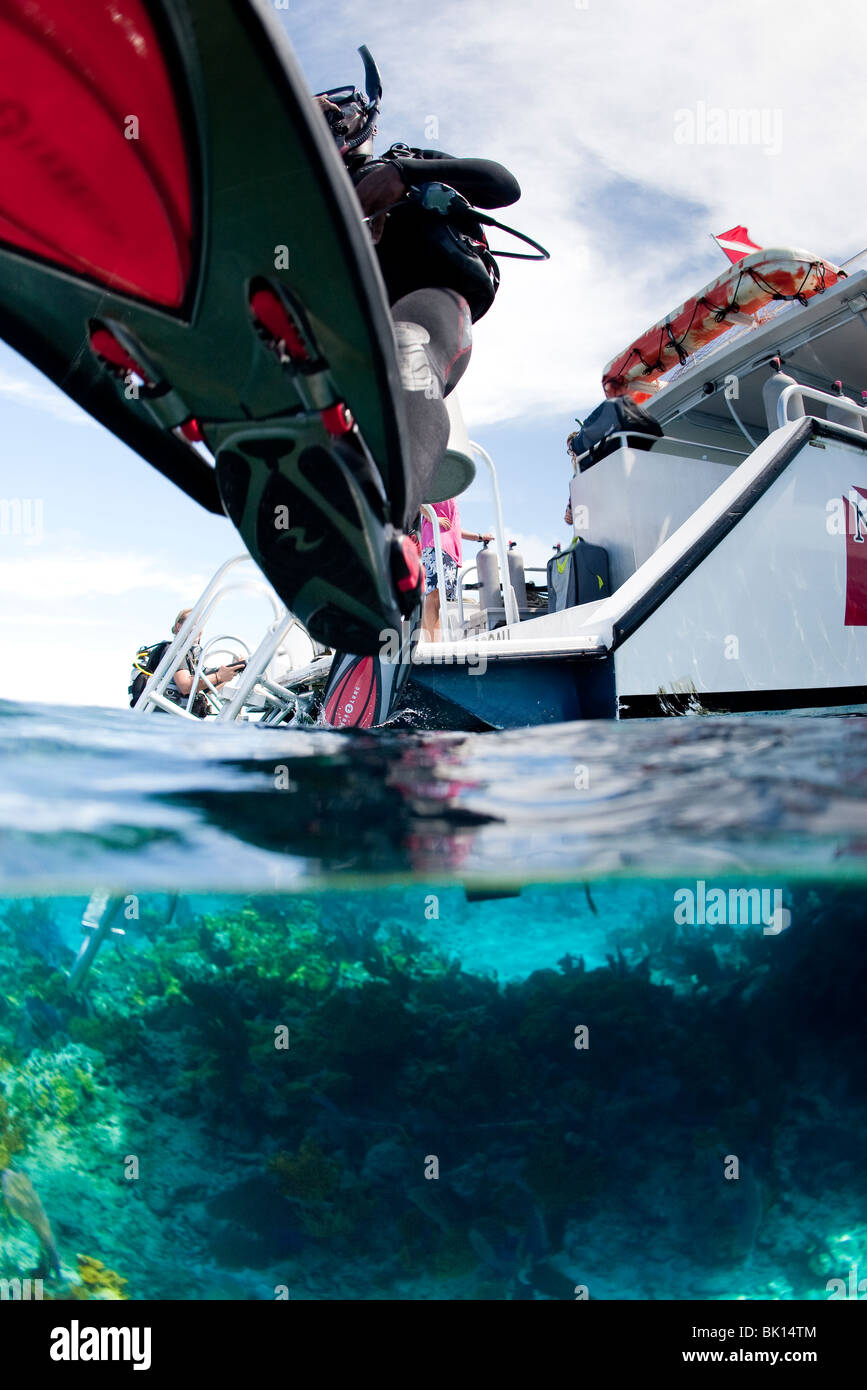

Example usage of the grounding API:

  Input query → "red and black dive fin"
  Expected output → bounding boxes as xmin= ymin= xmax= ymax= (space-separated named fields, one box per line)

xmin=0 ymin=0 xmax=410 ymax=516
xmin=321 ymin=611 xmax=420 ymax=728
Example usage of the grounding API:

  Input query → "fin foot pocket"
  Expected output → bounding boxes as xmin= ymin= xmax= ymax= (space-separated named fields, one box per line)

xmin=216 ymin=437 xmax=411 ymax=656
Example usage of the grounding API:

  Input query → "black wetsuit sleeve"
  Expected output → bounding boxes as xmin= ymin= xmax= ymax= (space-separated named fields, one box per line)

xmin=388 ymin=150 xmax=521 ymax=209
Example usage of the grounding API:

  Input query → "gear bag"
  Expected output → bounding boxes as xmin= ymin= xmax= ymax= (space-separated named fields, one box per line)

xmin=567 ymin=398 xmax=663 ymax=472
xmin=547 ymin=538 xmax=610 ymax=613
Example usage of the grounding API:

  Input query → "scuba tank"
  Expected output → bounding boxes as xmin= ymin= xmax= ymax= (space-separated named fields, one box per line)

xmin=507 ymin=540 xmax=527 ymax=610
xmin=828 ymin=380 xmax=865 ymax=432
xmin=129 ymin=639 xmax=170 ymax=707
xmin=476 ymin=540 xmax=500 ymax=613
xmin=762 ymin=357 xmax=802 ymax=432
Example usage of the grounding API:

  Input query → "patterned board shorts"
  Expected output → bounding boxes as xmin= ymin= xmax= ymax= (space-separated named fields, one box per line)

xmin=422 ymin=547 xmax=459 ymax=600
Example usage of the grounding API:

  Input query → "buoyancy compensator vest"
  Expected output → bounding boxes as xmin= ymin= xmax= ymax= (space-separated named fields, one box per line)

xmin=129 ymin=640 xmax=170 ymax=708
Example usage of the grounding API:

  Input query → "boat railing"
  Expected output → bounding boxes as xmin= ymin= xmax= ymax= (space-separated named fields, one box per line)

xmin=214 ymin=620 xmax=328 ymax=725
xmin=572 ymin=428 xmax=752 ymax=471
xmin=456 ymin=562 xmax=478 ymax=629
xmin=419 ymin=438 xmax=521 ymax=639
xmin=777 ymin=383 xmax=867 ymax=432
xmin=840 ymin=246 xmax=867 ymax=274
xmin=185 ymin=633 xmax=252 ymax=716
xmin=569 ymin=431 xmax=660 ymax=473
xmin=418 ymin=502 xmax=459 ymax=640
xmin=135 ymin=554 xmax=323 ymax=725
xmin=467 ymin=440 xmax=520 ymax=628
xmin=655 ymin=435 xmax=750 ymax=459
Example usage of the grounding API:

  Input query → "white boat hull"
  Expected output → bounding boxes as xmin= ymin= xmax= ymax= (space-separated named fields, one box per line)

xmin=410 ymin=416 xmax=867 ymax=725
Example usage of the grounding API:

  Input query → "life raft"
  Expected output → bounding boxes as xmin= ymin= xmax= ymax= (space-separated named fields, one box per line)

xmin=602 ymin=248 xmax=843 ymax=400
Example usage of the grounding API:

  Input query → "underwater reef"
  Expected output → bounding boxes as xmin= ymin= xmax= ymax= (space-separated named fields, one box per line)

xmin=0 ymin=885 xmax=865 ymax=1299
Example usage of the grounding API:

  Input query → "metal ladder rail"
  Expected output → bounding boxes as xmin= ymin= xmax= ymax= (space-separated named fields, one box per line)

xmin=777 ymin=383 xmax=867 ymax=432
xmin=418 ymin=503 xmax=459 ymax=639
xmin=215 ymin=610 xmax=304 ymax=722
xmin=456 ymin=561 xmax=479 ymax=629
xmin=72 ymin=562 xmax=291 ymax=987
xmin=420 ymin=440 xmax=522 ymax=638
xmin=68 ymin=894 xmax=128 ymax=992
xmin=185 ymin=633 xmax=253 ymax=716
xmin=136 ymin=555 xmax=283 ymax=717
xmin=468 ymin=440 xmax=520 ymax=628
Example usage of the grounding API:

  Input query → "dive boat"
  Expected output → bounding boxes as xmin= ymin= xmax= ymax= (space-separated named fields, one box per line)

xmin=404 ymin=245 xmax=867 ymax=726
xmin=140 ymin=244 xmax=867 ymax=731
xmin=0 ymin=1 xmax=864 ymax=732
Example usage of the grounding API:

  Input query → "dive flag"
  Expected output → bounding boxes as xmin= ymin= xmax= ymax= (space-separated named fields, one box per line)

xmin=844 ymin=486 xmax=867 ymax=625
xmin=712 ymin=226 xmax=763 ymax=264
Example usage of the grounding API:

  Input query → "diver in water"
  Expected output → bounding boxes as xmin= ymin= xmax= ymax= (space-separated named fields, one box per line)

xmin=313 ymin=52 xmax=521 ymax=541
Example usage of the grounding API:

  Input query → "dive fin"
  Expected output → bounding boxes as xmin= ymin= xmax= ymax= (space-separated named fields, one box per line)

xmin=320 ymin=608 xmax=420 ymax=728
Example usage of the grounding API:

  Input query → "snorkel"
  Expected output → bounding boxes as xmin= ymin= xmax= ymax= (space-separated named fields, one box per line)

xmin=317 ymin=45 xmax=382 ymax=158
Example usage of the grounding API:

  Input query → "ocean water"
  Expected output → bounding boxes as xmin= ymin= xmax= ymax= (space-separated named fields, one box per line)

xmin=2 ymin=698 xmax=867 ymax=891
xmin=1 ymin=699 xmax=866 ymax=1301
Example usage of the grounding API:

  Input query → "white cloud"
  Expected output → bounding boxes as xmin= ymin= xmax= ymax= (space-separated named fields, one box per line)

xmin=0 ymin=551 xmax=208 ymax=605
xmin=300 ymin=0 xmax=867 ymax=430
xmin=0 ymin=368 xmax=95 ymax=426
xmin=0 ymin=550 xmax=211 ymax=705
xmin=0 ymin=548 xmax=292 ymax=707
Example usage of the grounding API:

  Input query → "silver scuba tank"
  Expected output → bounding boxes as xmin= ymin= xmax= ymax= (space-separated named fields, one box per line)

xmin=761 ymin=356 xmax=801 ymax=433
xmin=507 ymin=540 xmax=527 ymax=610
xmin=827 ymin=380 xmax=865 ymax=431
xmin=476 ymin=541 xmax=500 ymax=612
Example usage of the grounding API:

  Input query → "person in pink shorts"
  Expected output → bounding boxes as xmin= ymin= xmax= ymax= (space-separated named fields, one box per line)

xmin=420 ymin=498 xmax=492 ymax=640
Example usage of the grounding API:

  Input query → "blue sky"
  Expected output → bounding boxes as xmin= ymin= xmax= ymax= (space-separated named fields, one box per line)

xmin=1 ymin=0 xmax=866 ymax=705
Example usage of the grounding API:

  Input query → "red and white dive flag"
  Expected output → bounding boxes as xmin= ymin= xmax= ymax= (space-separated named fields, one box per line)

xmin=712 ymin=226 xmax=763 ymax=264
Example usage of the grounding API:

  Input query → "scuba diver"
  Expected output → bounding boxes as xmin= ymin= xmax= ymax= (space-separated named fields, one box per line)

xmin=129 ymin=609 xmax=246 ymax=716
xmin=0 ymin=15 xmax=547 ymax=681
xmin=308 ymin=51 xmax=526 ymax=629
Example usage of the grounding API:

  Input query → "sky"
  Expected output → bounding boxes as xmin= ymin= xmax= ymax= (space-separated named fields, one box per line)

xmin=1 ymin=0 xmax=866 ymax=706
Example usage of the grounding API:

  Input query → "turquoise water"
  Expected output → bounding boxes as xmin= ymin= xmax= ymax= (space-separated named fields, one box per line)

xmin=2 ymin=699 xmax=867 ymax=891
xmin=1 ymin=700 xmax=866 ymax=1300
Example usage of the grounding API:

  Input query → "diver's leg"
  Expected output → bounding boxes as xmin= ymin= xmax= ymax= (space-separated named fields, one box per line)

xmin=422 ymin=586 xmax=441 ymax=641
xmin=391 ymin=288 xmax=473 ymax=524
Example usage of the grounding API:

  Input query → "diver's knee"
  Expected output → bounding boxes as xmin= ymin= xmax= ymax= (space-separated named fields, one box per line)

xmin=392 ymin=318 xmax=439 ymax=396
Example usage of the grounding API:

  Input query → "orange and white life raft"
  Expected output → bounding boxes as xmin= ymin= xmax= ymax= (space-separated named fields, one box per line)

xmin=602 ymin=249 xmax=843 ymax=400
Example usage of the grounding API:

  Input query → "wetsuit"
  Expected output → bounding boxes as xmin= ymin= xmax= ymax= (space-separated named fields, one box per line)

xmin=166 ymin=644 xmax=209 ymax=718
xmin=352 ymin=147 xmax=520 ymax=523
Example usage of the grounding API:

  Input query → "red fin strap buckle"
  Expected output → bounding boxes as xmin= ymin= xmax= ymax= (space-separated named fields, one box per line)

xmin=249 ymin=287 xmax=310 ymax=363
xmin=89 ymin=326 xmax=153 ymax=387
xmin=179 ymin=417 xmax=203 ymax=443
xmin=321 ymin=402 xmax=354 ymax=436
